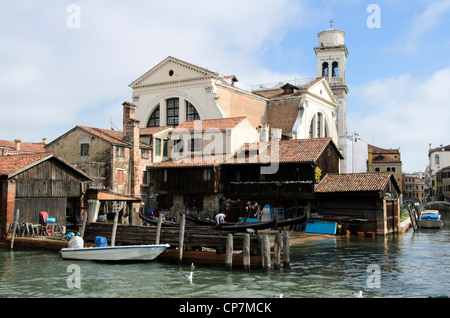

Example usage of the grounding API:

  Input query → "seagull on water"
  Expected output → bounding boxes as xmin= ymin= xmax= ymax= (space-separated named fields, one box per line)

xmin=353 ymin=291 xmax=363 ymax=298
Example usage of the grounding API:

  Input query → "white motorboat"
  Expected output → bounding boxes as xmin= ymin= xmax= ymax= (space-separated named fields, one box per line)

xmin=60 ymin=244 xmax=170 ymax=261
xmin=418 ymin=210 xmax=443 ymax=229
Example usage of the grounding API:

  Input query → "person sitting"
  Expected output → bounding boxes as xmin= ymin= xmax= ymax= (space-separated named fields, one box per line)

xmin=66 ymin=232 xmax=84 ymax=249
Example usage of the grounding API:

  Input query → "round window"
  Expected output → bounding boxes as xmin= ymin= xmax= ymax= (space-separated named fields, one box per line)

xmin=169 ymin=70 xmax=174 ymax=76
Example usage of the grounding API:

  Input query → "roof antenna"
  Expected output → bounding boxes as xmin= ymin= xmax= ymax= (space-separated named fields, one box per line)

xmin=110 ymin=118 xmax=120 ymax=131
xmin=329 ymin=19 xmax=334 ymax=28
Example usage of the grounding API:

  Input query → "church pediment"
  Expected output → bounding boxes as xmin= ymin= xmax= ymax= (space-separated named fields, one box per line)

xmin=303 ymin=77 xmax=337 ymax=105
xmin=129 ymin=56 xmax=218 ymax=89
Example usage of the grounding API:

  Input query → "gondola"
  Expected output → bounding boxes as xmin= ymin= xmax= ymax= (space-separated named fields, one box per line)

xmin=180 ymin=211 xmax=216 ymax=226
xmin=138 ymin=211 xmax=179 ymax=227
xmin=276 ymin=213 xmax=308 ymax=227
xmin=213 ymin=214 xmax=278 ymax=232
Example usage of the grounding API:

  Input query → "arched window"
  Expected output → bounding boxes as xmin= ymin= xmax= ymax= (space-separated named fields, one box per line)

xmin=147 ymin=105 xmax=160 ymax=127
xmin=435 ymin=154 xmax=440 ymax=164
xmin=332 ymin=62 xmax=339 ymax=77
xmin=309 ymin=112 xmax=328 ymax=138
xmin=186 ymin=101 xmax=200 ymax=121
xmin=322 ymin=62 xmax=329 ymax=77
xmin=166 ymin=98 xmax=179 ymax=126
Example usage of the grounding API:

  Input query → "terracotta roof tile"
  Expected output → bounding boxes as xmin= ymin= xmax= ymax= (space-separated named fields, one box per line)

xmin=149 ymin=137 xmax=341 ymax=168
xmin=0 ymin=140 xmax=46 ymax=154
xmin=172 ymin=117 xmax=247 ymax=133
xmin=315 ymin=172 xmax=396 ymax=193
xmin=0 ymin=153 xmax=50 ymax=176
xmin=139 ymin=126 xmax=173 ymax=136
xmin=0 ymin=153 xmax=93 ymax=179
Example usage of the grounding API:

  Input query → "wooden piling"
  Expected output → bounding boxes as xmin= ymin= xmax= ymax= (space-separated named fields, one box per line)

xmin=282 ymin=231 xmax=290 ymax=268
xmin=80 ymin=211 xmax=88 ymax=238
xmin=262 ymin=234 xmax=271 ymax=272
xmin=155 ymin=214 xmax=162 ymax=244
xmin=178 ymin=213 xmax=186 ymax=264
xmin=225 ymin=233 xmax=233 ymax=270
xmin=111 ymin=212 xmax=119 ymax=247
xmin=274 ymin=232 xmax=282 ymax=270
xmin=10 ymin=209 xmax=20 ymax=250
xmin=243 ymin=234 xmax=251 ymax=270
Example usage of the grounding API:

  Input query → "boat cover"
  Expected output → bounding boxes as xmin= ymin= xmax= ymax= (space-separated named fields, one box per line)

xmin=421 ymin=214 xmax=439 ymax=220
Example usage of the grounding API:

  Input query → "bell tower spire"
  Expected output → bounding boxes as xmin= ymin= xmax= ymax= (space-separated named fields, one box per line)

xmin=313 ymin=24 xmax=349 ymax=139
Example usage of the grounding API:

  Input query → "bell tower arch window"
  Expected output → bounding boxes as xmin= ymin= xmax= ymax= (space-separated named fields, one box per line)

xmin=147 ymin=105 xmax=160 ymax=127
xmin=166 ymin=98 xmax=179 ymax=126
xmin=332 ymin=62 xmax=339 ymax=77
xmin=322 ymin=62 xmax=329 ymax=77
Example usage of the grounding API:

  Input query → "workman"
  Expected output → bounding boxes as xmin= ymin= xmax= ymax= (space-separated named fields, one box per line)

xmin=215 ymin=212 xmax=226 ymax=225
xmin=66 ymin=232 xmax=84 ymax=249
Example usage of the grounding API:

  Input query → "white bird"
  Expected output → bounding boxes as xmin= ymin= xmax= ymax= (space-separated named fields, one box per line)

xmin=191 ymin=263 xmax=195 ymax=271
xmin=353 ymin=291 xmax=363 ymax=298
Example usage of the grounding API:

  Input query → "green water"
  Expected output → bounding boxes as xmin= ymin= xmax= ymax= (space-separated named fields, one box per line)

xmin=1 ymin=217 xmax=449 ymax=299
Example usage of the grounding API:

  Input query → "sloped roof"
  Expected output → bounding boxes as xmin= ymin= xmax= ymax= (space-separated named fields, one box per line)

xmin=139 ymin=126 xmax=173 ymax=136
xmin=225 ymin=137 xmax=343 ymax=165
xmin=252 ymin=77 xmax=325 ymax=99
xmin=0 ymin=153 xmax=92 ymax=180
xmin=46 ymin=126 xmax=151 ymax=149
xmin=0 ymin=140 xmax=46 ymax=154
xmin=172 ymin=117 xmax=247 ymax=133
xmin=368 ymin=144 xmax=400 ymax=154
xmin=149 ymin=137 xmax=342 ymax=169
xmin=315 ymin=172 xmax=400 ymax=193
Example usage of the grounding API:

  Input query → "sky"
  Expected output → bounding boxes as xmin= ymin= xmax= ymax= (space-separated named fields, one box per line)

xmin=1 ymin=0 xmax=449 ymax=173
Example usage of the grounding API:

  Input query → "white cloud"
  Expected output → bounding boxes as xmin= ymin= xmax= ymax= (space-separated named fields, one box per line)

xmin=0 ymin=0 xmax=314 ymax=142
xmin=348 ymin=67 xmax=450 ymax=172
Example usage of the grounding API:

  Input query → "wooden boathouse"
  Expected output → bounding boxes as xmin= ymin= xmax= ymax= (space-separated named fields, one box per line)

xmin=0 ymin=153 xmax=92 ymax=239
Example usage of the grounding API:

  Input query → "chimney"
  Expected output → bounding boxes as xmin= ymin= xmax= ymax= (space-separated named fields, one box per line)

xmin=122 ymin=101 xmax=141 ymax=196
xmin=42 ymin=138 xmax=47 ymax=145
xmin=14 ymin=139 xmax=21 ymax=151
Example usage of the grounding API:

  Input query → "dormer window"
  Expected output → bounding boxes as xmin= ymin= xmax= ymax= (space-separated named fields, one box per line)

xmin=281 ymin=83 xmax=298 ymax=95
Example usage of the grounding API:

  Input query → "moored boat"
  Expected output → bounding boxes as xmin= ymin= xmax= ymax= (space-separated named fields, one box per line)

xmin=418 ymin=210 xmax=443 ymax=229
xmin=60 ymin=244 xmax=170 ymax=261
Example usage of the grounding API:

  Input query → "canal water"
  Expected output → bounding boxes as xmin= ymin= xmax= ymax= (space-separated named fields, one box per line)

xmin=1 ymin=215 xmax=449 ymax=299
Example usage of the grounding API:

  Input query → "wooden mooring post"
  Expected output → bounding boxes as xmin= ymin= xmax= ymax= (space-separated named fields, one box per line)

xmin=80 ymin=211 xmax=88 ymax=239
xmin=178 ymin=213 xmax=186 ymax=264
xmin=261 ymin=234 xmax=271 ymax=272
xmin=273 ymin=232 xmax=282 ymax=270
xmin=10 ymin=209 xmax=20 ymax=250
xmin=225 ymin=234 xmax=233 ymax=270
xmin=243 ymin=234 xmax=251 ymax=270
xmin=283 ymin=231 xmax=290 ymax=268
xmin=155 ymin=214 xmax=162 ymax=244
xmin=111 ymin=211 xmax=119 ymax=247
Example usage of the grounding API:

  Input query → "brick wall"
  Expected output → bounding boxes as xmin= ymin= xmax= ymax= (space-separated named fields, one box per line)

xmin=1 ymin=179 xmax=17 ymax=239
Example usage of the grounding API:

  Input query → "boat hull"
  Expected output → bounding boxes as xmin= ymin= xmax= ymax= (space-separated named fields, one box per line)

xmin=418 ymin=220 xmax=443 ymax=229
xmin=60 ymin=244 xmax=170 ymax=261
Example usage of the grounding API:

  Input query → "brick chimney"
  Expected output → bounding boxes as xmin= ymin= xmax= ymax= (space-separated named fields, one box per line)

xmin=14 ymin=139 xmax=21 ymax=151
xmin=122 ymin=101 xmax=141 ymax=196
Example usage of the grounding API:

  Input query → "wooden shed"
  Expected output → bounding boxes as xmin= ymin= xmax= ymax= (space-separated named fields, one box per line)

xmin=314 ymin=172 xmax=401 ymax=235
xmin=0 ymin=153 xmax=92 ymax=238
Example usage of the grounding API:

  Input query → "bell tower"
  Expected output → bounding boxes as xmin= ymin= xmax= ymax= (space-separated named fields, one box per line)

xmin=314 ymin=24 xmax=349 ymax=139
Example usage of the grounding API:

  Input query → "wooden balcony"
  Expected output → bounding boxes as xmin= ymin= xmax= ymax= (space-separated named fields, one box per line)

xmin=223 ymin=180 xmax=314 ymax=199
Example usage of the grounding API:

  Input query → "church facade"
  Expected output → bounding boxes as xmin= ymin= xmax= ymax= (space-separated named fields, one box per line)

xmin=128 ymin=27 xmax=351 ymax=163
